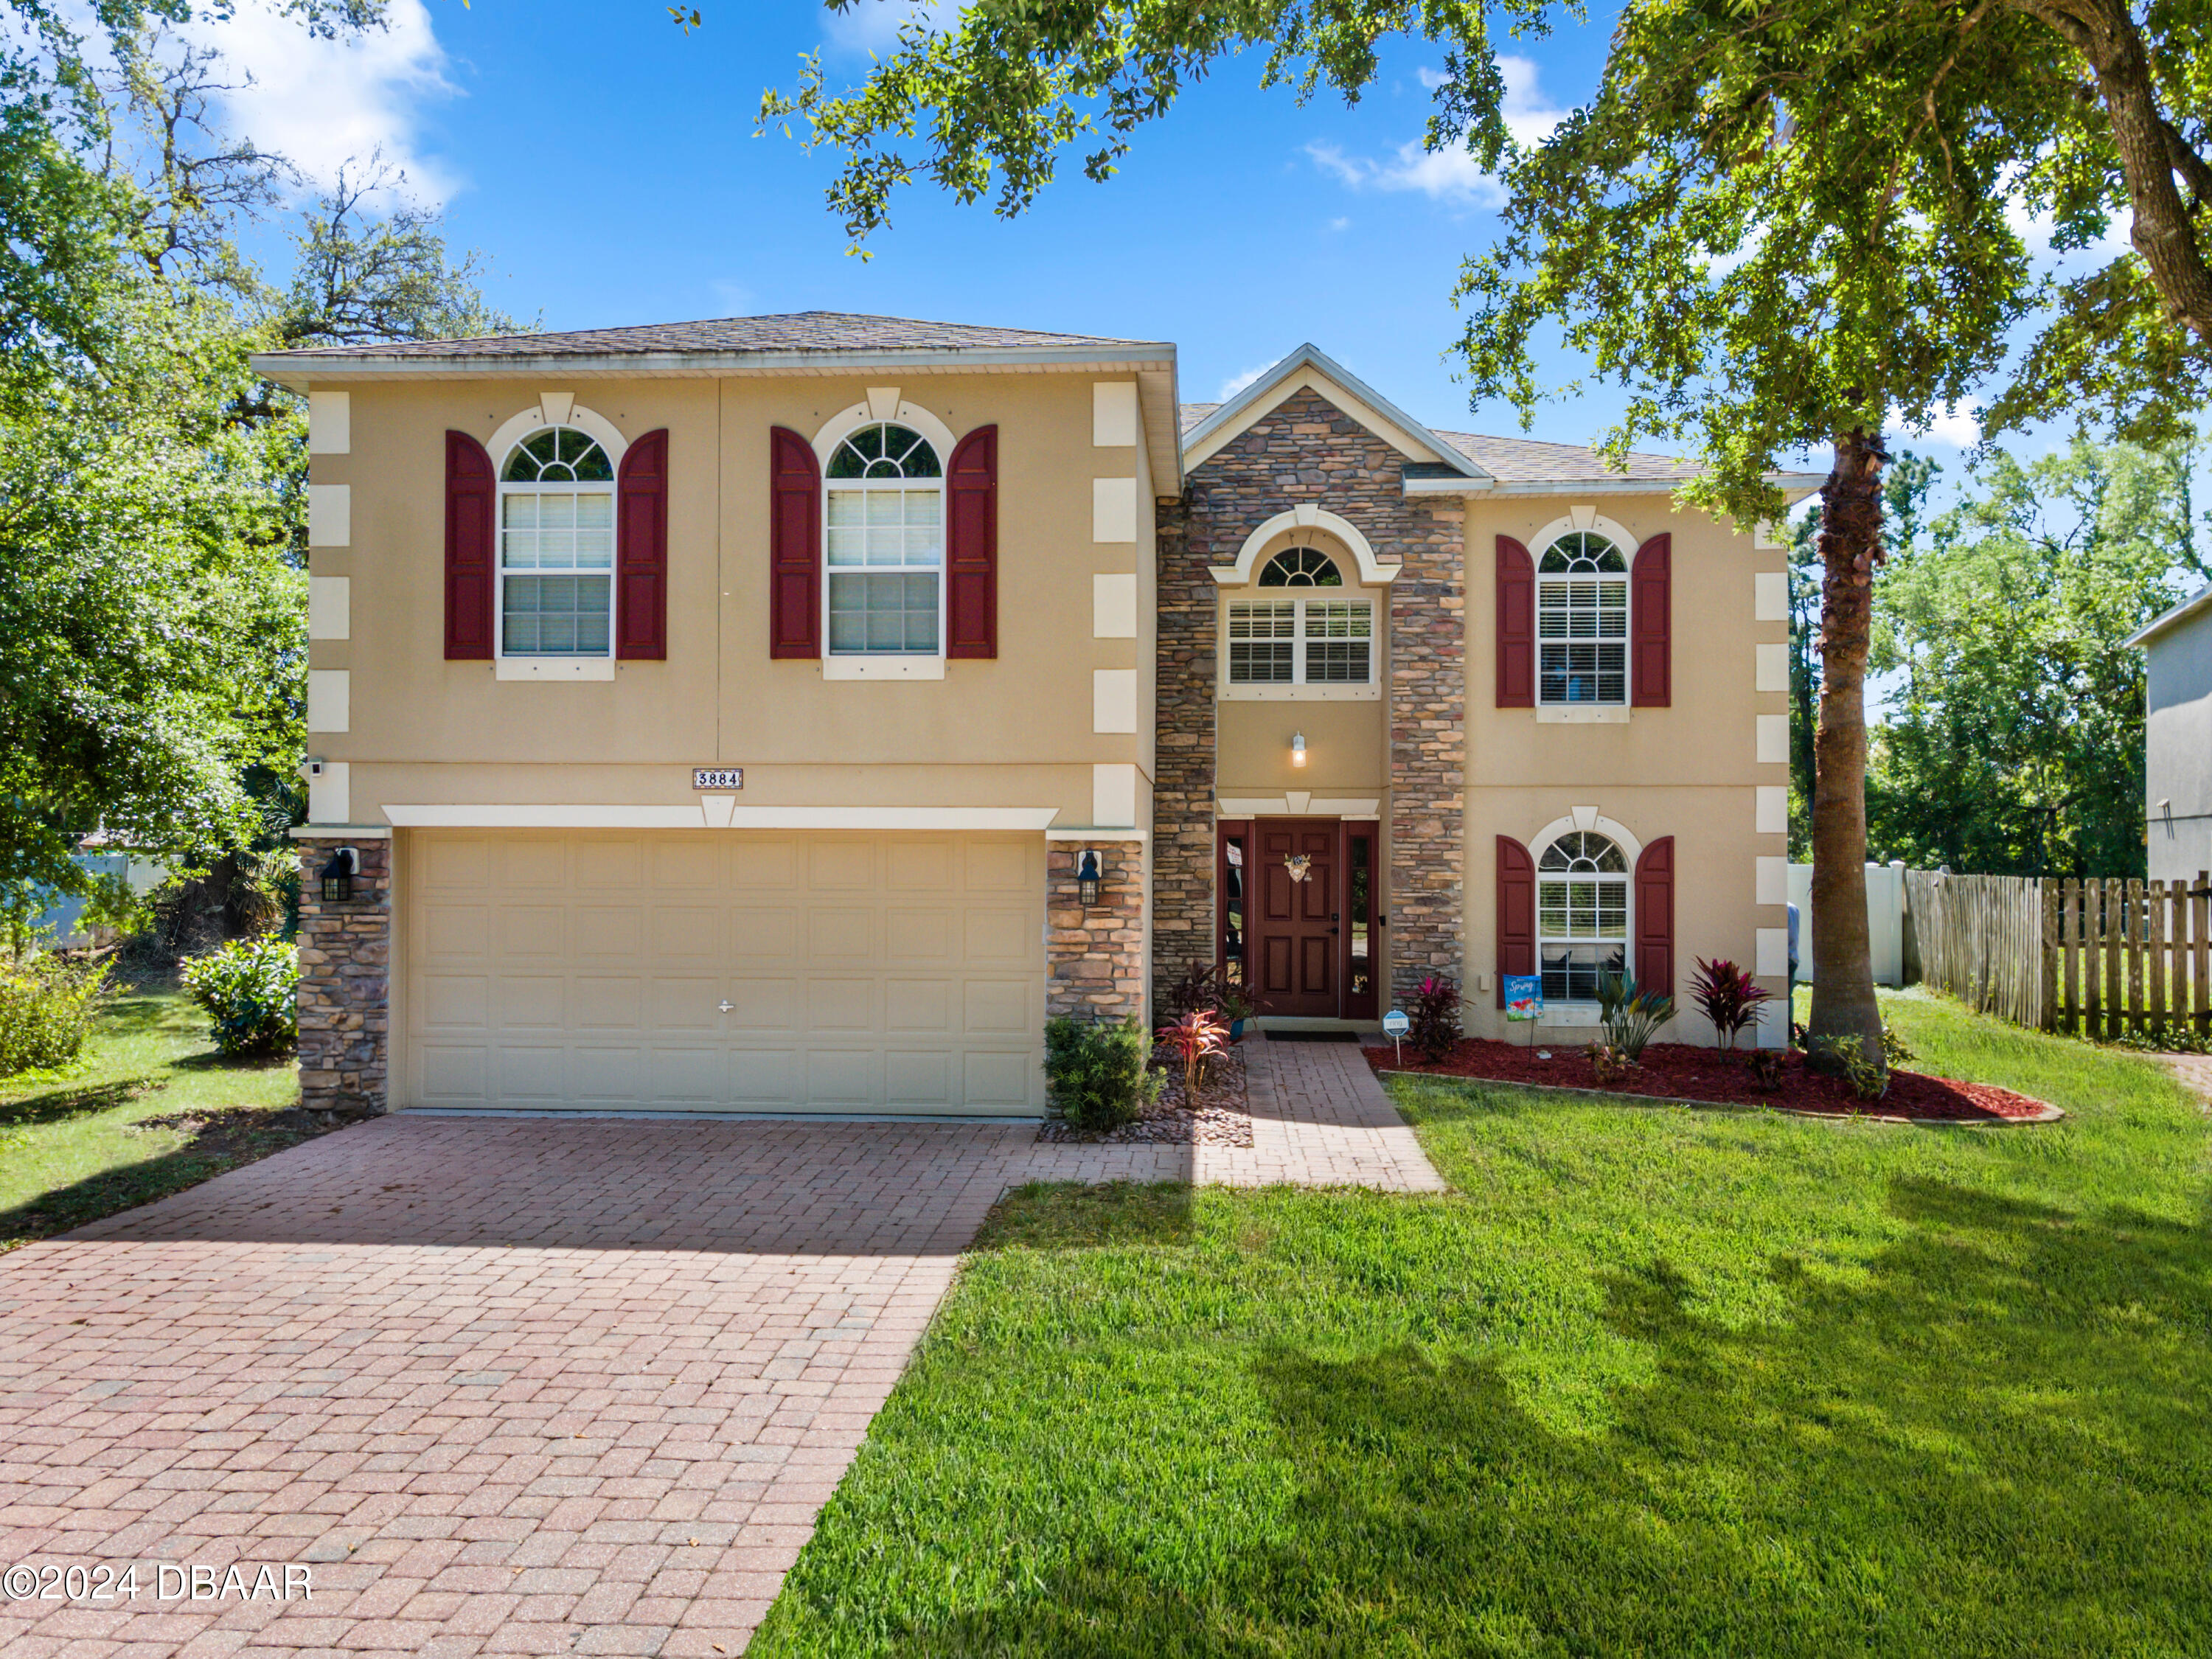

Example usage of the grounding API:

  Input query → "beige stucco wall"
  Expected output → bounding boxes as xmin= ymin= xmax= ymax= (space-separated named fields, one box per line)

xmin=308 ymin=372 xmax=1161 ymax=828
xmin=1457 ymin=493 xmax=1790 ymax=1041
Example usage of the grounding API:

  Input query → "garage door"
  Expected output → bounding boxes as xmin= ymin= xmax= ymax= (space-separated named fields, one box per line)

xmin=403 ymin=830 xmax=1045 ymax=1113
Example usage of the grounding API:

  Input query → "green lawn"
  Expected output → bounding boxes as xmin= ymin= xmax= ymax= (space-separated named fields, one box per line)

xmin=0 ymin=985 xmax=308 ymax=1251
xmin=753 ymin=989 xmax=2212 ymax=1657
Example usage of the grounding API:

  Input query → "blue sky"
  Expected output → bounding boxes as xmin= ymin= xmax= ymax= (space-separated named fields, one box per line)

xmin=201 ymin=0 xmax=1723 ymax=452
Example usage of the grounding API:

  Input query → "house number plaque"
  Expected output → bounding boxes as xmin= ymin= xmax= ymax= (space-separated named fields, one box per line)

xmin=692 ymin=768 xmax=745 ymax=792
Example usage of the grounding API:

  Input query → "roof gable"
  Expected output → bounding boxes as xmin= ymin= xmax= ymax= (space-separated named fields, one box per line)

xmin=1180 ymin=344 xmax=1487 ymax=479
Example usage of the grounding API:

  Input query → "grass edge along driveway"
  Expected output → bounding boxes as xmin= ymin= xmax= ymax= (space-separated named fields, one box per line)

xmin=751 ymin=989 xmax=2212 ymax=1657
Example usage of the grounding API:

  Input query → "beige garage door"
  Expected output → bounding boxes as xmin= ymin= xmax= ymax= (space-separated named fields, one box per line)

xmin=403 ymin=830 xmax=1045 ymax=1114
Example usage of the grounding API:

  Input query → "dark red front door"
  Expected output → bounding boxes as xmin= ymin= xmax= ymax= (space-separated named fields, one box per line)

xmin=1253 ymin=821 xmax=1338 ymax=1017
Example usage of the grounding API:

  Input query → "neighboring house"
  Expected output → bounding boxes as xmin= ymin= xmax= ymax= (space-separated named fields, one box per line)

xmin=2127 ymin=582 xmax=2212 ymax=884
xmin=252 ymin=316 xmax=1815 ymax=1118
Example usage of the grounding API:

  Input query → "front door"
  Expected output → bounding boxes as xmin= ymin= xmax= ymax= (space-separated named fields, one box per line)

xmin=1252 ymin=820 xmax=1339 ymax=1017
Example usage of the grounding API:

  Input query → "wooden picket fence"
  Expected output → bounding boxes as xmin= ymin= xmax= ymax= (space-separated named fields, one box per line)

xmin=1903 ymin=870 xmax=2048 ymax=1029
xmin=2045 ymin=873 xmax=2212 ymax=1040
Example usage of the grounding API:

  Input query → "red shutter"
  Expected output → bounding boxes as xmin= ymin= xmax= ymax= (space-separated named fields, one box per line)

xmin=1631 ymin=532 xmax=1672 ymax=706
xmin=945 ymin=425 xmax=998 ymax=658
xmin=616 ymin=428 xmax=669 ymax=660
xmin=769 ymin=426 xmax=821 ymax=659
xmin=1635 ymin=835 xmax=1676 ymax=1001
xmin=1496 ymin=535 xmax=1534 ymax=707
xmin=1497 ymin=835 xmax=1535 ymax=1007
xmin=444 ymin=431 xmax=495 ymax=660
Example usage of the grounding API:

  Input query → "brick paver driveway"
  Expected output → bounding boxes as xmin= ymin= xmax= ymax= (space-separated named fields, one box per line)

xmin=0 ymin=1116 xmax=1032 ymax=1658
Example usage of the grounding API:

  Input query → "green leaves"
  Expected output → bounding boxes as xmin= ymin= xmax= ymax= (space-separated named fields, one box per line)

xmin=1865 ymin=435 xmax=2205 ymax=877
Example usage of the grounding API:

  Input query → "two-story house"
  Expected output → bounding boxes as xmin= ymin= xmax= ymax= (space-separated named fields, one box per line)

xmin=255 ymin=314 xmax=1816 ymax=1118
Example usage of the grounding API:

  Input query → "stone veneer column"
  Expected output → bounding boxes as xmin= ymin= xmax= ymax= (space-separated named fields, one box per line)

xmin=296 ymin=835 xmax=392 ymax=1115
xmin=1155 ymin=385 xmax=1468 ymax=1006
xmin=1388 ymin=510 xmax=1467 ymax=1003
xmin=1150 ymin=493 xmax=1218 ymax=992
xmin=1046 ymin=846 xmax=1146 ymax=1023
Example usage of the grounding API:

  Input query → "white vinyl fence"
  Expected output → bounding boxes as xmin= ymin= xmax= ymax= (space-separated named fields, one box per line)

xmin=1786 ymin=860 xmax=1907 ymax=987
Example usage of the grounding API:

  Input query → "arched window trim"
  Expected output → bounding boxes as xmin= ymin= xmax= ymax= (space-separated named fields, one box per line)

xmin=813 ymin=409 xmax=950 ymax=675
xmin=811 ymin=397 xmax=959 ymax=470
xmin=1527 ymin=815 xmax=1644 ymax=1004
xmin=1211 ymin=504 xmax=1402 ymax=586
xmin=493 ymin=417 xmax=621 ymax=664
xmin=1218 ymin=540 xmax=1382 ymax=702
xmin=487 ymin=401 xmax=628 ymax=472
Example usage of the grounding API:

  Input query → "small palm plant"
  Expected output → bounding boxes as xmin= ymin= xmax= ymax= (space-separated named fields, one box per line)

xmin=1155 ymin=1009 xmax=1230 ymax=1102
xmin=1689 ymin=957 xmax=1773 ymax=1053
xmin=1597 ymin=971 xmax=1674 ymax=1060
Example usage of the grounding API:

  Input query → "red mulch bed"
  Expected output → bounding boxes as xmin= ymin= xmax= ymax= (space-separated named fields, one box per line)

xmin=1366 ymin=1039 xmax=2061 ymax=1123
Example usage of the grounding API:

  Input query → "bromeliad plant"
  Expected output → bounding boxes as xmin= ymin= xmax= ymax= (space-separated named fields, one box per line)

xmin=1690 ymin=957 xmax=1774 ymax=1054
xmin=1597 ymin=972 xmax=1674 ymax=1061
xmin=1156 ymin=1009 xmax=1230 ymax=1101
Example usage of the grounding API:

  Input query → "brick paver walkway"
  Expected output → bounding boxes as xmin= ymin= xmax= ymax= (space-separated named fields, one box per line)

xmin=2161 ymin=1051 xmax=2212 ymax=1109
xmin=0 ymin=1035 xmax=1441 ymax=1658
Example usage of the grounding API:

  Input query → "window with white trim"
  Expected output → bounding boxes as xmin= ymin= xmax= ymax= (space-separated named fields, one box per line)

xmin=824 ymin=422 xmax=942 ymax=655
xmin=500 ymin=427 xmax=615 ymax=657
xmin=1537 ymin=830 xmax=1630 ymax=1001
xmin=1225 ymin=549 xmax=1374 ymax=686
xmin=1538 ymin=532 xmax=1628 ymax=704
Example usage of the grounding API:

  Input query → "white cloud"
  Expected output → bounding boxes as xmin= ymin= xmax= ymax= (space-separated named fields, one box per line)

xmin=1919 ymin=405 xmax=1982 ymax=446
xmin=1309 ymin=55 xmax=1566 ymax=206
xmin=823 ymin=0 xmax=957 ymax=55
xmin=1217 ymin=363 xmax=1273 ymax=401
xmin=1416 ymin=65 xmax=1448 ymax=91
xmin=1328 ymin=215 xmax=1350 ymax=232
xmin=185 ymin=0 xmax=458 ymax=203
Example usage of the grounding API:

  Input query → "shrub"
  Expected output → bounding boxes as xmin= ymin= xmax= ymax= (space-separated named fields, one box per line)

xmin=1043 ymin=1016 xmax=1161 ymax=1130
xmin=1585 ymin=1042 xmax=1638 ymax=1087
xmin=0 ymin=955 xmax=113 ymax=1077
xmin=1811 ymin=1033 xmax=1888 ymax=1102
xmin=1746 ymin=1048 xmax=1784 ymax=1092
xmin=1156 ymin=1009 xmax=1230 ymax=1099
xmin=1160 ymin=961 xmax=1220 ymax=1023
xmin=1881 ymin=1023 xmax=1917 ymax=1066
xmin=181 ymin=936 xmax=301 ymax=1058
xmin=1597 ymin=972 xmax=1674 ymax=1060
xmin=1689 ymin=957 xmax=1773 ymax=1052
xmin=1408 ymin=975 xmax=1464 ymax=1062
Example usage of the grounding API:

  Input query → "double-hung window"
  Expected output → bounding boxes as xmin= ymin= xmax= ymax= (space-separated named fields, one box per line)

xmin=1225 ymin=548 xmax=1374 ymax=690
xmin=1537 ymin=532 xmax=1628 ymax=705
xmin=1537 ymin=831 xmax=1630 ymax=1001
xmin=824 ymin=422 xmax=942 ymax=656
xmin=500 ymin=427 xmax=615 ymax=657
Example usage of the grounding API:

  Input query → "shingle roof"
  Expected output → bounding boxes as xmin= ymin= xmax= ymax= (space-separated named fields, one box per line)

xmin=1431 ymin=429 xmax=1700 ymax=484
xmin=261 ymin=310 xmax=1166 ymax=362
xmin=1181 ymin=396 xmax=1698 ymax=484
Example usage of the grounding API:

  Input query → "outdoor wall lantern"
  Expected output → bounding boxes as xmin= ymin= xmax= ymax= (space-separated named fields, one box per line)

xmin=320 ymin=846 xmax=359 ymax=904
xmin=1290 ymin=731 xmax=1307 ymax=768
xmin=1076 ymin=848 xmax=1105 ymax=907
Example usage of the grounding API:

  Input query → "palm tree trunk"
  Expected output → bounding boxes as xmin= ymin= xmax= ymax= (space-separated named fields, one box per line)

xmin=1808 ymin=428 xmax=1888 ymax=1066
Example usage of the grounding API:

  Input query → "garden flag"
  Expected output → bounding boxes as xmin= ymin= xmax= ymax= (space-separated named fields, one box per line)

xmin=1503 ymin=976 xmax=1543 ymax=1021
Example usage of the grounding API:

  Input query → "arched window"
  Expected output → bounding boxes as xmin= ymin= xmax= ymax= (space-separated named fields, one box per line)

xmin=1256 ymin=548 xmax=1342 ymax=587
xmin=1537 ymin=531 xmax=1629 ymax=705
xmin=825 ymin=422 xmax=943 ymax=656
xmin=500 ymin=426 xmax=616 ymax=656
xmin=1227 ymin=546 xmax=1374 ymax=689
xmin=1537 ymin=830 xmax=1630 ymax=1001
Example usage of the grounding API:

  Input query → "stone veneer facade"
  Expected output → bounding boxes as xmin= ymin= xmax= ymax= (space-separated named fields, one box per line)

xmin=296 ymin=836 xmax=392 ymax=1115
xmin=1046 ymin=844 xmax=1146 ymax=1022
xmin=1153 ymin=386 xmax=1467 ymax=1006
